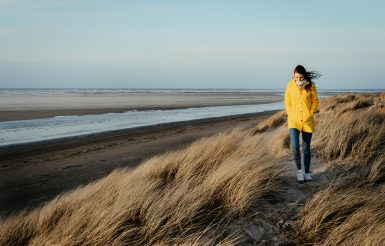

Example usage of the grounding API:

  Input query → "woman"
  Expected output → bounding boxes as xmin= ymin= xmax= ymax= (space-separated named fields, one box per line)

xmin=284 ymin=65 xmax=320 ymax=183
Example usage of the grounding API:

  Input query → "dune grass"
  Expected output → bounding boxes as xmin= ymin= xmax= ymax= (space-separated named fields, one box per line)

xmin=294 ymin=92 xmax=385 ymax=245
xmin=296 ymin=183 xmax=385 ymax=245
xmin=250 ymin=110 xmax=287 ymax=135
xmin=1 ymin=92 xmax=385 ymax=245
xmin=0 ymin=128 xmax=289 ymax=245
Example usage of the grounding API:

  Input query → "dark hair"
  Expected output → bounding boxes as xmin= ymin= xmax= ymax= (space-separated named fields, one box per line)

xmin=294 ymin=65 xmax=322 ymax=90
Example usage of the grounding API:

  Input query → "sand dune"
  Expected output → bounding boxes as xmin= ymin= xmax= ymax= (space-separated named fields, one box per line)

xmin=1 ymin=92 xmax=384 ymax=245
xmin=0 ymin=111 xmax=278 ymax=216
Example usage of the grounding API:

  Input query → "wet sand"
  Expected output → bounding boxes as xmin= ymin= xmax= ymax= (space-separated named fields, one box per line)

xmin=0 ymin=91 xmax=282 ymax=121
xmin=0 ymin=109 xmax=280 ymax=216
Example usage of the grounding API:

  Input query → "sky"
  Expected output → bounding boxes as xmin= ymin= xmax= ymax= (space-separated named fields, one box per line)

xmin=0 ymin=0 xmax=384 ymax=89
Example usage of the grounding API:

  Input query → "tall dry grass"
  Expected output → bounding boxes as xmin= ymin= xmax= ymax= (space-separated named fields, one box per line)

xmin=295 ymin=92 xmax=385 ymax=245
xmin=296 ymin=183 xmax=385 ymax=245
xmin=311 ymin=93 xmax=385 ymax=182
xmin=250 ymin=110 xmax=287 ymax=135
xmin=2 ymin=92 xmax=384 ymax=245
xmin=0 ymin=128 xmax=290 ymax=245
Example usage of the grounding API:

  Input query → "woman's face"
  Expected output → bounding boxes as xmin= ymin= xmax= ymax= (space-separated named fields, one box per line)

xmin=294 ymin=72 xmax=305 ymax=82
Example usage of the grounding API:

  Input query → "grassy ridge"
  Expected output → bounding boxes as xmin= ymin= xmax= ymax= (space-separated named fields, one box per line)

xmin=0 ymin=127 xmax=289 ymax=245
xmin=295 ymin=93 xmax=385 ymax=245
xmin=1 ymin=92 xmax=384 ymax=245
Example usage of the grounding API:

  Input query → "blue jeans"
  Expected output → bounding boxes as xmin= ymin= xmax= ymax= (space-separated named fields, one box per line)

xmin=289 ymin=128 xmax=312 ymax=173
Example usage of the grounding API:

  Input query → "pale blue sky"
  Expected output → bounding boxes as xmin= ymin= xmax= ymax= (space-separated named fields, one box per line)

xmin=0 ymin=0 xmax=384 ymax=89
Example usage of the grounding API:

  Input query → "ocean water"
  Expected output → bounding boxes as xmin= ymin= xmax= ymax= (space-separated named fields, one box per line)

xmin=0 ymin=88 xmax=382 ymax=95
xmin=0 ymin=88 xmax=285 ymax=95
xmin=1 ymin=88 xmax=383 ymax=147
xmin=0 ymin=101 xmax=284 ymax=147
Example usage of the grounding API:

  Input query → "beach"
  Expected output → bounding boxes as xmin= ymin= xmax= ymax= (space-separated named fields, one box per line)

xmin=0 ymin=90 xmax=283 ymax=121
xmin=0 ymin=90 xmax=282 ymax=216
xmin=1 ymin=92 xmax=385 ymax=245
xmin=0 ymin=110 xmax=278 ymax=216
xmin=1 ymin=1 xmax=384 ymax=243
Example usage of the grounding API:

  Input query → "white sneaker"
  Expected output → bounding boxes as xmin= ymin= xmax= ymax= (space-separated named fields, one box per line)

xmin=297 ymin=169 xmax=304 ymax=183
xmin=304 ymin=173 xmax=312 ymax=181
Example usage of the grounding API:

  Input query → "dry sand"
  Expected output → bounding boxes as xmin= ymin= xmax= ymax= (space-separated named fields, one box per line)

xmin=0 ymin=110 xmax=279 ymax=216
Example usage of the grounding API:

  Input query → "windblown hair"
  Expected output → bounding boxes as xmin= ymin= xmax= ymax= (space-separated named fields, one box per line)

xmin=294 ymin=65 xmax=322 ymax=90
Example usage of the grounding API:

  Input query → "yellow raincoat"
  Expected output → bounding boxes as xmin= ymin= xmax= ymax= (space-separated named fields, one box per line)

xmin=284 ymin=79 xmax=319 ymax=133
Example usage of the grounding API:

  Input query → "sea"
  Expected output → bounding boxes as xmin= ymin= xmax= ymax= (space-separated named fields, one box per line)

xmin=0 ymin=88 xmax=383 ymax=147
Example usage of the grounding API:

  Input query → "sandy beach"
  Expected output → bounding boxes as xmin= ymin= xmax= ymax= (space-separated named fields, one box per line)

xmin=0 ymin=90 xmax=283 ymax=121
xmin=0 ymin=90 xmax=283 ymax=215
xmin=1 ymin=93 xmax=385 ymax=245
xmin=0 ymin=108 xmax=279 ymax=216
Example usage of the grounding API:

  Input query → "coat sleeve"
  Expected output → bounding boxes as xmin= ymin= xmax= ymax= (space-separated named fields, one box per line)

xmin=284 ymin=83 xmax=292 ymax=116
xmin=310 ymin=83 xmax=319 ymax=114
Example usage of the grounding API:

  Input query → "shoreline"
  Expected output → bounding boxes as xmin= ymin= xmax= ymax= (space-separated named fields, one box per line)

xmin=0 ymin=109 xmax=280 ymax=216
xmin=0 ymin=101 xmax=280 ymax=122
xmin=0 ymin=101 xmax=284 ymax=147
xmin=0 ymin=110 xmax=280 ymax=157
xmin=0 ymin=91 xmax=283 ymax=121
